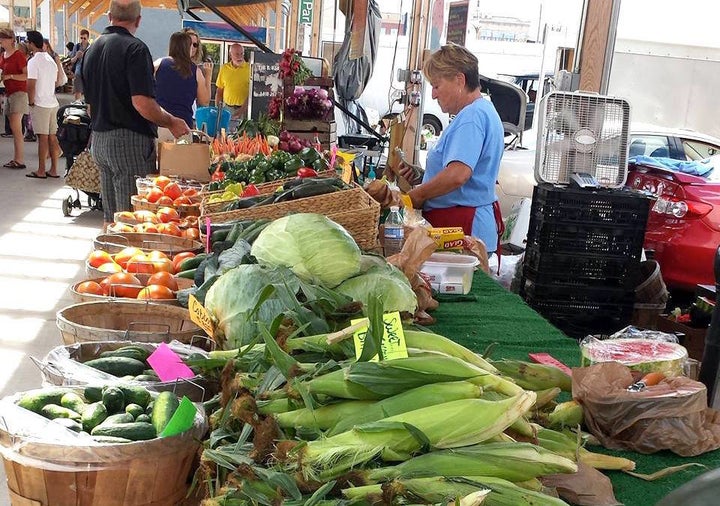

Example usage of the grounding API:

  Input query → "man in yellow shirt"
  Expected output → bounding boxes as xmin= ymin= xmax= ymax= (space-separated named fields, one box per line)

xmin=215 ymin=44 xmax=250 ymax=129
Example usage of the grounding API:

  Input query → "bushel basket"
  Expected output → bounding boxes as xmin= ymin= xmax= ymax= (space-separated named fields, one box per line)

xmin=56 ymin=300 xmax=204 ymax=346
xmin=93 ymin=232 xmax=203 ymax=256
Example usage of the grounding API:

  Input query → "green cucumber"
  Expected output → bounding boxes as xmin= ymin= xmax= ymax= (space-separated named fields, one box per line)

xmin=133 ymin=375 xmax=161 ymax=382
xmin=151 ymin=391 xmax=180 ymax=435
xmin=135 ymin=413 xmax=151 ymax=424
xmin=60 ymin=392 xmax=86 ymax=414
xmin=116 ymin=385 xmax=152 ymax=409
xmin=84 ymin=357 xmax=147 ymax=377
xmin=177 ymin=253 xmax=207 ymax=272
xmin=141 ymin=369 xmax=160 ymax=378
xmin=53 ymin=418 xmax=83 ymax=432
xmin=91 ymin=435 xmax=133 ymax=444
xmin=40 ymin=404 xmax=81 ymax=421
xmin=16 ymin=389 xmax=67 ymax=414
xmin=101 ymin=387 xmax=125 ymax=414
xmin=84 ymin=386 xmax=103 ymax=403
xmin=125 ymin=403 xmax=144 ymax=419
xmin=101 ymin=413 xmax=134 ymax=425
xmin=91 ymin=422 xmax=157 ymax=441
xmin=145 ymin=401 xmax=154 ymax=415
xmin=99 ymin=346 xmax=150 ymax=362
xmin=225 ymin=222 xmax=244 ymax=243
xmin=176 ymin=268 xmax=197 ymax=279
xmin=81 ymin=402 xmax=108 ymax=432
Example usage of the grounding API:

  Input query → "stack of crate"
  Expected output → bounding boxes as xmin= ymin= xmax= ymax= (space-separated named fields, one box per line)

xmin=520 ymin=184 xmax=651 ymax=338
xmin=282 ymin=77 xmax=337 ymax=150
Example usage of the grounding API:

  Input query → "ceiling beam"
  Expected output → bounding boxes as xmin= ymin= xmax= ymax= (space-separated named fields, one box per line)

xmin=67 ymin=0 xmax=90 ymax=18
xmin=80 ymin=0 xmax=107 ymax=21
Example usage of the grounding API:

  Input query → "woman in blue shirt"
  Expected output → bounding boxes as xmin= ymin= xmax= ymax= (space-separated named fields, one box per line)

xmin=400 ymin=44 xmax=505 ymax=252
xmin=154 ymin=31 xmax=211 ymax=141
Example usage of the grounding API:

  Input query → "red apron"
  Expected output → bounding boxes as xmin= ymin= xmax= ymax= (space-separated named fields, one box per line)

xmin=422 ymin=206 xmax=476 ymax=235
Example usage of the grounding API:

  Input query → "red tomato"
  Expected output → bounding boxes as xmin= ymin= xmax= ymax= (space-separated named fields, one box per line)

xmin=211 ymin=170 xmax=226 ymax=182
xmin=297 ymin=168 xmax=318 ymax=178
xmin=163 ymin=182 xmax=183 ymax=200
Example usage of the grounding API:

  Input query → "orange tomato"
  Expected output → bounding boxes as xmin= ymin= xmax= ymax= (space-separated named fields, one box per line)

xmin=100 ymin=272 xmax=142 ymax=297
xmin=88 ymin=250 xmax=114 ymax=268
xmin=182 ymin=227 xmax=200 ymax=240
xmin=146 ymin=187 xmax=163 ymax=203
xmin=182 ymin=188 xmax=198 ymax=197
xmin=157 ymin=207 xmax=180 ymax=223
xmin=114 ymin=247 xmax=144 ymax=269
xmin=135 ymin=222 xmax=159 ymax=234
xmin=76 ymin=281 xmax=104 ymax=295
xmin=156 ymin=195 xmax=173 ymax=206
xmin=172 ymin=252 xmax=195 ymax=272
xmin=151 ymin=258 xmax=175 ymax=274
xmin=147 ymin=250 xmax=169 ymax=261
xmin=97 ymin=261 xmax=122 ymax=273
xmin=172 ymin=196 xmax=192 ymax=207
xmin=164 ymin=222 xmax=183 ymax=237
xmin=126 ymin=253 xmax=155 ymax=274
xmin=137 ymin=284 xmax=175 ymax=300
xmin=147 ymin=271 xmax=179 ymax=291
xmin=154 ymin=175 xmax=171 ymax=190
xmin=163 ymin=182 xmax=183 ymax=200
xmin=133 ymin=210 xmax=160 ymax=224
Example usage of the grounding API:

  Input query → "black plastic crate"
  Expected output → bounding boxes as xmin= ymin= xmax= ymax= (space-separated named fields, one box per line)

xmin=521 ymin=279 xmax=635 ymax=306
xmin=526 ymin=296 xmax=634 ymax=338
xmin=530 ymin=184 xmax=651 ymax=227
xmin=523 ymin=247 xmax=641 ymax=288
xmin=526 ymin=222 xmax=645 ymax=259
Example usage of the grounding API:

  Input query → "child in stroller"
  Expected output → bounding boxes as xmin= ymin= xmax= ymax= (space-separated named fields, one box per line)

xmin=57 ymin=103 xmax=102 ymax=216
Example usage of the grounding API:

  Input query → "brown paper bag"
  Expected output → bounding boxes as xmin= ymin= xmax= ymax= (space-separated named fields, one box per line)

xmin=158 ymin=131 xmax=211 ymax=182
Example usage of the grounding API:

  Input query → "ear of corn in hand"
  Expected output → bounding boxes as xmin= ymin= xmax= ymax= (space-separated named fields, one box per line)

xmin=491 ymin=360 xmax=572 ymax=392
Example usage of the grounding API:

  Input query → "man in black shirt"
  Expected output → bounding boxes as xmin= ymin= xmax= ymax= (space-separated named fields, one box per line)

xmin=82 ymin=0 xmax=189 ymax=229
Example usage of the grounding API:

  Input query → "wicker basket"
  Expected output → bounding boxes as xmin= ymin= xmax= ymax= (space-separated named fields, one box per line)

xmin=93 ymin=233 xmax=203 ymax=256
xmin=1 ymin=387 xmax=204 ymax=506
xmin=70 ymin=275 xmax=194 ymax=306
xmin=201 ymin=184 xmax=380 ymax=250
xmin=56 ymin=301 xmax=204 ymax=346
xmin=39 ymin=340 xmax=217 ymax=402
xmin=131 ymin=195 xmax=201 ymax=218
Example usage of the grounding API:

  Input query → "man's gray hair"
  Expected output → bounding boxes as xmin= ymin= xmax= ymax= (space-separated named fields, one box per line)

xmin=110 ymin=0 xmax=142 ymax=22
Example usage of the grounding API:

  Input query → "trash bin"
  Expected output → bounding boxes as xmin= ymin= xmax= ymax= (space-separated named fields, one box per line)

xmin=195 ymin=106 xmax=230 ymax=137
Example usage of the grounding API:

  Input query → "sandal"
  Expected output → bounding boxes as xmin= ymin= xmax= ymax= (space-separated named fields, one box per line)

xmin=4 ymin=160 xmax=26 ymax=169
xmin=47 ymin=173 xmax=60 ymax=178
xmin=26 ymin=171 xmax=47 ymax=179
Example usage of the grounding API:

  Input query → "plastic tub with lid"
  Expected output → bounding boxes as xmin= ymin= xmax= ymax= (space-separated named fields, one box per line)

xmin=420 ymin=253 xmax=480 ymax=294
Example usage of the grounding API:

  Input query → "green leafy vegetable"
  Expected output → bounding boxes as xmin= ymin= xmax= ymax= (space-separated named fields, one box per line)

xmin=250 ymin=213 xmax=362 ymax=288
xmin=336 ymin=263 xmax=417 ymax=314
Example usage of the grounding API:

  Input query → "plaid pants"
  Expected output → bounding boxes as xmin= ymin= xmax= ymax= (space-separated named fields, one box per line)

xmin=91 ymin=129 xmax=156 ymax=222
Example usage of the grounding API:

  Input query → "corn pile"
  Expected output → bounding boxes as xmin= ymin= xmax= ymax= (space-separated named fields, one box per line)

xmin=195 ymin=328 xmax=634 ymax=505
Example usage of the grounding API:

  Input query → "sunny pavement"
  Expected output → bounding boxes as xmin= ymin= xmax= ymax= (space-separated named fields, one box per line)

xmin=0 ymin=97 xmax=103 ymax=505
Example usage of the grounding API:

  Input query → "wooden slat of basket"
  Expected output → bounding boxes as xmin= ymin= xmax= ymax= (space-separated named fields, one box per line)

xmin=94 ymin=233 xmax=204 ymax=256
xmin=131 ymin=195 xmax=201 ymax=218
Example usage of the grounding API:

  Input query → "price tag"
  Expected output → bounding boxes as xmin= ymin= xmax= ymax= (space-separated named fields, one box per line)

xmin=352 ymin=311 xmax=408 ymax=361
xmin=188 ymin=294 xmax=214 ymax=338
xmin=147 ymin=342 xmax=196 ymax=382
xmin=160 ymin=396 xmax=197 ymax=438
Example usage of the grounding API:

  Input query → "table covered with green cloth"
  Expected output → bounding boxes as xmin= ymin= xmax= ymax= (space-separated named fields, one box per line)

xmin=429 ymin=270 xmax=720 ymax=506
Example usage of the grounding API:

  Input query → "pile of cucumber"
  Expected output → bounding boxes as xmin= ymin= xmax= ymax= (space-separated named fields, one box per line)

xmin=16 ymin=386 xmax=181 ymax=443
xmin=81 ymin=345 xmax=200 ymax=383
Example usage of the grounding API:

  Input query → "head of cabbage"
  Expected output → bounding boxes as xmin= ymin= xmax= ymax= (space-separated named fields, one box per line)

xmin=250 ymin=213 xmax=362 ymax=288
xmin=336 ymin=262 xmax=417 ymax=315
xmin=204 ymin=264 xmax=301 ymax=348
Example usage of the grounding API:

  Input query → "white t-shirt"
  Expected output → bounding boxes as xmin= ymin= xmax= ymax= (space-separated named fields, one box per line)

xmin=27 ymin=52 xmax=60 ymax=108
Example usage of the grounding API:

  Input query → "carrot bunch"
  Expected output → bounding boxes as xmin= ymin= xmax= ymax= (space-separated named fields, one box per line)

xmin=211 ymin=134 xmax=271 ymax=158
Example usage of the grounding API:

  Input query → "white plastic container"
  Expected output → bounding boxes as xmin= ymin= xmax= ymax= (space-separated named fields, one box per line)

xmin=420 ymin=253 xmax=480 ymax=294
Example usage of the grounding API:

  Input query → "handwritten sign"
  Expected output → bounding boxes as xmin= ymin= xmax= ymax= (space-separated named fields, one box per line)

xmin=250 ymin=52 xmax=282 ymax=120
xmin=447 ymin=1 xmax=469 ymax=46
xmin=188 ymin=294 xmax=214 ymax=338
xmin=352 ymin=312 xmax=409 ymax=361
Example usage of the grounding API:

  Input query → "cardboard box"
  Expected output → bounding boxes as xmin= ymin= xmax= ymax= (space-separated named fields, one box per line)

xmin=655 ymin=315 xmax=707 ymax=361
xmin=158 ymin=141 xmax=211 ymax=183
xmin=427 ymin=227 xmax=464 ymax=251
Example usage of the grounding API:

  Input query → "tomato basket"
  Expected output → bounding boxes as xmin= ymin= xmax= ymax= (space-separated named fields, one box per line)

xmin=70 ymin=274 xmax=194 ymax=306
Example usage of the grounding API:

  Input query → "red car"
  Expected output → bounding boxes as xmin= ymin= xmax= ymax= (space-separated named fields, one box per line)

xmin=626 ymin=155 xmax=720 ymax=290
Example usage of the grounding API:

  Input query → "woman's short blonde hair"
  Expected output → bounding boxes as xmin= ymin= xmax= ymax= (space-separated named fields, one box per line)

xmin=423 ymin=43 xmax=480 ymax=91
xmin=0 ymin=28 xmax=15 ymax=40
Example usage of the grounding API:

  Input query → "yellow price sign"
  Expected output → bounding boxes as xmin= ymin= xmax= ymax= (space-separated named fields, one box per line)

xmin=188 ymin=294 xmax=214 ymax=338
xmin=352 ymin=312 xmax=408 ymax=361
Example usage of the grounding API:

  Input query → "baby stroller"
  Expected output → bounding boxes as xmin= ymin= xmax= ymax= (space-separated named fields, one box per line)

xmin=57 ymin=102 xmax=102 ymax=216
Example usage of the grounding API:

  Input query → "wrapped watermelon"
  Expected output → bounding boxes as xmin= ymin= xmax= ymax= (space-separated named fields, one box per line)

xmin=580 ymin=337 xmax=688 ymax=377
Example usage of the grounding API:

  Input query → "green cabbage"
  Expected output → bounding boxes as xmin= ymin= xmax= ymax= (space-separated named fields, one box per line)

xmin=250 ymin=213 xmax=362 ymax=288
xmin=204 ymin=264 xmax=300 ymax=348
xmin=336 ymin=263 xmax=418 ymax=314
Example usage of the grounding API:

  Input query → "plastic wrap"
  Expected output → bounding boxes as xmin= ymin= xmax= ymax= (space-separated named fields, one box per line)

xmin=573 ymin=362 xmax=720 ymax=456
xmin=579 ymin=332 xmax=687 ymax=377
xmin=0 ymin=387 xmax=207 ymax=471
xmin=38 ymin=340 xmax=215 ymax=402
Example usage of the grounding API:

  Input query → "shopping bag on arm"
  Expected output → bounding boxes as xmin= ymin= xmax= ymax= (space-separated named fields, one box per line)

xmin=158 ymin=130 xmax=212 ymax=183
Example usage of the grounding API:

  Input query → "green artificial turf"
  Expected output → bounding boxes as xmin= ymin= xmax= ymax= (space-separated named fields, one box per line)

xmin=429 ymin=271 xmax=720 ymax=506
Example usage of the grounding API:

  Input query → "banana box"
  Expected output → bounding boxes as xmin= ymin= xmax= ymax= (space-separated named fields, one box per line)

xmin=427 ymin=227 xmax=464 ymax=251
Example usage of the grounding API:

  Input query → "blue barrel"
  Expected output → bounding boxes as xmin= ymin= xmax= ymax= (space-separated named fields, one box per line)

xmin=195 ymin=106 xmax=231 ymax=137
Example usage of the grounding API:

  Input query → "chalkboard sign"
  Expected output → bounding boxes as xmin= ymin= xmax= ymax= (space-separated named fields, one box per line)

xmin=250 ymin=52 xmax=282 ymax=120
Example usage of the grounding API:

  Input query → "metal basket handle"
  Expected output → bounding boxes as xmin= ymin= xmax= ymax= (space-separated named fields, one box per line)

xmin=189 ymin=334 xmax=216 ymax=351
xmin=171 ymin=376 xmax=206 ymax=401
xmin=123 ymin=321 xmax=171 ymax=341
xmin=28 ymin=356 xmax=64 ymax=379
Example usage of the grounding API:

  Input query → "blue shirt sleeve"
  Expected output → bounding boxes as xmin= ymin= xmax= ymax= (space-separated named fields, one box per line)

xmin=441 ymin=117 xmax=485 ymax=172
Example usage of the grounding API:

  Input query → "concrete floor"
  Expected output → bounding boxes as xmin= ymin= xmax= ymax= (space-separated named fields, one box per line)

xmin=0 ymin=99 xmax=103 ymax=505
